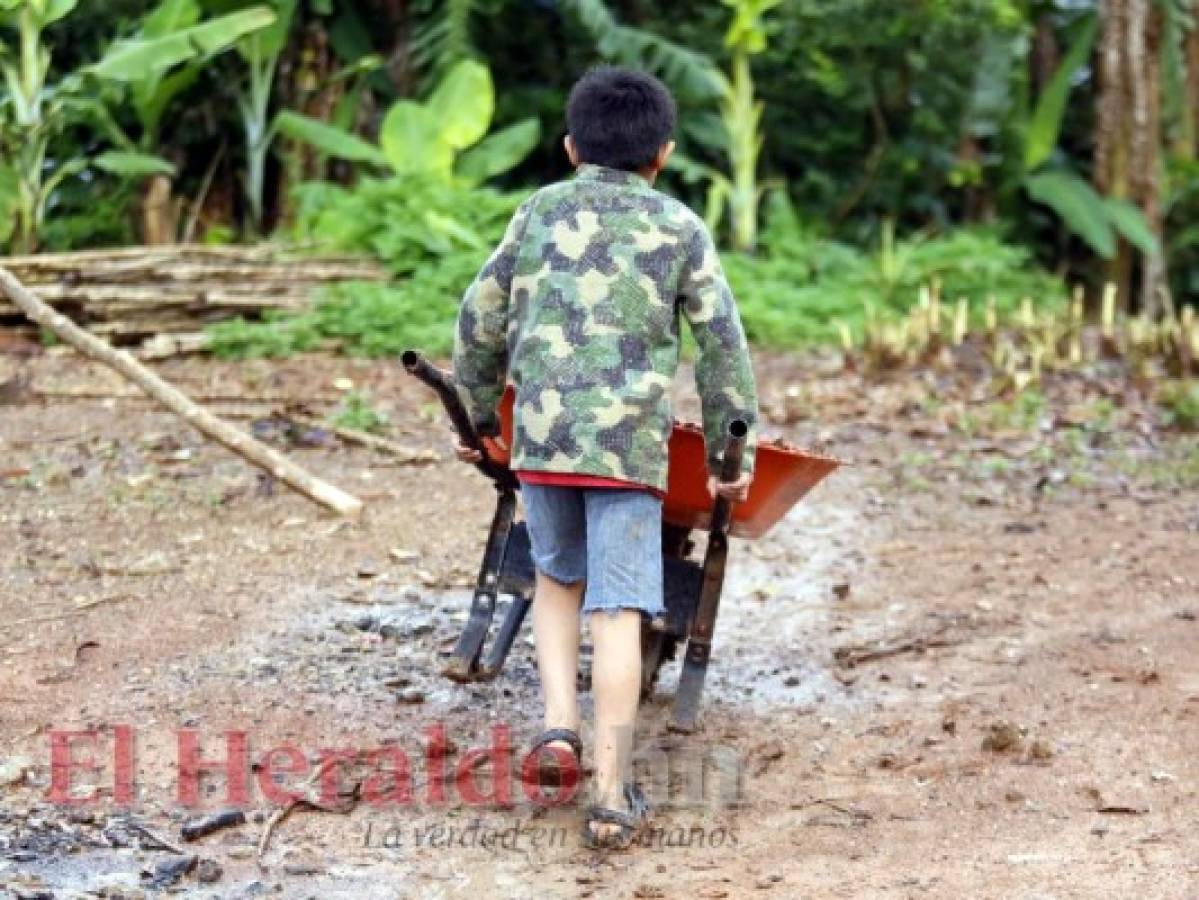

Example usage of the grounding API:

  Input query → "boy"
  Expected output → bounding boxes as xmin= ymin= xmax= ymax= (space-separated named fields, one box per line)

xmin=452 ymin=66 xmax=757 ymax=849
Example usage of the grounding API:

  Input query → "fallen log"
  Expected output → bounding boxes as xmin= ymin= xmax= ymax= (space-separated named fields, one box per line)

xmin=0 ymin=266 xmax=364 ymax=518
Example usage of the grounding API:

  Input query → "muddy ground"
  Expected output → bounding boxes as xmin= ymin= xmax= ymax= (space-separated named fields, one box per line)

xmin=1 ymin=347 xmax=1197 ymax=899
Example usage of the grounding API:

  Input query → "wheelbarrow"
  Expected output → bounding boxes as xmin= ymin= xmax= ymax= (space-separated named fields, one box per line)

xmin=402 ymin=350 xmax=840 ymax=732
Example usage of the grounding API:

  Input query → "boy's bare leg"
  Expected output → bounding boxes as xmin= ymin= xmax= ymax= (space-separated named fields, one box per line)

xmin=588 ymin=608 xmax=642 ymax=839
xmin=532 ymin=572 xmax=584 ymax=747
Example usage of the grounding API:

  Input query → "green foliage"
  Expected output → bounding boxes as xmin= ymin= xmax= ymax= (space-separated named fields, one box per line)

xmin=986 ymin=390 xmax=1048 ymax=432
xmin=291 ymin=175 xmax=521 ymax=273
xmin=213 ymin=168 xmax=1067 ymax=359
xmin=1159 ymin=380 xmax=1199 ymax=431
xmin=697 ymin=0 xmax=1027 ymax=235
xmin=121 ymin=0 xmax=271 ymax=156
xmin=209 ymin=173 xmax=521 ymax=358
xmin=1009 ymin=14 xmax=1157 ymax=263
xmin=39 ymin=179 xmax=138 ymax=250
xmin=331 ymin=390 xmax=389 ymax=433
xmin=273 ymin=111 xmax=382 ymax=164
xmin=89 ymin=4 xmax=274 ymax=80
xmin=1023 ymin=15 xmax=1098 ymax=171
xmin=1165 ymin=158 xmax=1199 ymax=299
xmin=0 ymin=0 xmax=273 ymax=250
xmin=557 ymin=0 xmax=724 ymax=102
xmin=225 ymin=0 xmax=297 ymax=231
xmin=278 ymin=59 xmax=540 ymax=185
xmin=410 ymin=0 xmax=493 ymax=85
xmin=206 ymin=308 xmax=322 ymax=357
xmin=209 ymin=255 xmax=484 ymax=358
xmin=92 ymin=151 xmax=177 ymax=177
xmin=307 ymin=260 xmax=481 ymax=357
xmin=724 ymin=197 xmax=1067 ymax=346
xmin=1024 ymin=169 xmax=1159 ymax=260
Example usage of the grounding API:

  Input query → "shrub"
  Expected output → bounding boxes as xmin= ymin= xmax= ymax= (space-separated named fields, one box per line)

xmin=726 ymin=196 xmax=1068 ymax=346
xmin=209 ymin=176 xmax=520 ymax=358
xmin=1160 ymin=380 xmax=1199 ymax=431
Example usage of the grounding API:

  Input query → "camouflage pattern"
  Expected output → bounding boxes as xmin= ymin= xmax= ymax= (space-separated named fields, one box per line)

xmin=453 ymin=164 xmax=758 ymax=492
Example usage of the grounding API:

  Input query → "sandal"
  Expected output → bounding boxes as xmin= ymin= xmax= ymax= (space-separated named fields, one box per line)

xmin=582 ymin=782 xmax=650 ymax=851
xmin=525 ymin=728 xmax=583 ymax=788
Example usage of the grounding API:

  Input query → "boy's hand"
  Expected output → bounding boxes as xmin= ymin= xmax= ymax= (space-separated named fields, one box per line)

xmin=454 ymin=435 xmax=507 ymax=464
xmin=708 ymin=472 xmax=752 ymax=503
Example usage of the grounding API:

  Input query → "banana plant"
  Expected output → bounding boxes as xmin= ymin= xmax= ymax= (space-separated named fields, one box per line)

xmin=719 ymin=0 xmax=780 ymax=253
xmin=0 ymin=0 xmax=275 ymax=252
xmin=965 ymin=16 xmax=1157 ymax=261
xmin=275 ymin=59 xmax=540 ymax=186
xmin=206 ymin=0 xmax=388 ymax=233
xmin=121 ymin=0 xmax=287 ymax=242
xmin=665 ymin=0 xmax=779 ymax=252
xmin=215 ymin=0 xmax=297 ymax=233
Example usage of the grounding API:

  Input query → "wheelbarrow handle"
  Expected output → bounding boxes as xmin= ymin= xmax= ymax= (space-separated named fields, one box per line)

xmin=710 ymin=418 xmax=749 ymax=533
xmin=400 ymin=349 xmax=517 ymax=490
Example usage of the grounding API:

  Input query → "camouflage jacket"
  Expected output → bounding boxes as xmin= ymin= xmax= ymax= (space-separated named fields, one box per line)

xmin=452 ymin=164 xmax=758 ymax=492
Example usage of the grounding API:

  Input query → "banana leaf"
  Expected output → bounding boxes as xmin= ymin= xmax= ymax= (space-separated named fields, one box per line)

xmin=90 ymin=6 xmax=275 ymax=81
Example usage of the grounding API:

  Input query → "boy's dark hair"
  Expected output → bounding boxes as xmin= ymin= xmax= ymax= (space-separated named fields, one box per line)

xmin=566 ymin=66 xmax=676 ymax=172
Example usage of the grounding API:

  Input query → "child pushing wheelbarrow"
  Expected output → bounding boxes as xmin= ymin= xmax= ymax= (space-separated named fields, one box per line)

xmin=404 ymin=67 xmax=837 ymax=850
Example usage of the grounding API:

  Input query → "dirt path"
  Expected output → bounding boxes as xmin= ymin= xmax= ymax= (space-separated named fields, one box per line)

xmin=1 ymin=350 xmax=1197 ymax=898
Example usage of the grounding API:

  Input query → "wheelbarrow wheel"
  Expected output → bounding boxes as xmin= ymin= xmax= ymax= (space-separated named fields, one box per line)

xmin=640 ymin=623 xmax=678 ymax=701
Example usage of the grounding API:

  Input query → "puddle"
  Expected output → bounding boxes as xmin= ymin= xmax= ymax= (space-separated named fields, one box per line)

xmin=653 ymin=475 xmax=871 ymax=715
xmin=215 ymin=471 xmax=871 ymax=725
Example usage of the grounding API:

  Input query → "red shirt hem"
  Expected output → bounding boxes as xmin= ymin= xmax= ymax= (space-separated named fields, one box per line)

xmin=516 ymin=470 xmax=666 ymax=500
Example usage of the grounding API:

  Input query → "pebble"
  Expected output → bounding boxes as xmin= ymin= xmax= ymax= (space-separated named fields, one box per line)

xmin=148 ymin=854 xmax=196 ymax=888
xmin=1027 ymin=739 xmax=1053 ymax=760
xmin=195 ymin=858 xmax=223 ymax=883
xmin=0 ymin=755 xmax=32 ymax=786
xmin=982 ymin=722 xmax=1023 ymax=753
xmin=357 ymin=560 xmax=384 ymax=579
xmin=397 ymin=688 xmax=426 ymax=704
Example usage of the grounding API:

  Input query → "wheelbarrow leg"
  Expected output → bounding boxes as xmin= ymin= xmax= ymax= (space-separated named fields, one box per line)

xmin=670 ymin=528 xmax=730 ymax=732
xmin=670 ymin=420 xmax=747 ymax=732
xmin=480 ymin=591 xmax=532 ymax=678
xmin=443 ymin=486 xmax=517 ymax=682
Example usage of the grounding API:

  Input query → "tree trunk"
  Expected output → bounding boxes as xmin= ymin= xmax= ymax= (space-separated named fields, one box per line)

xmin=1183 ymin=2 xmax=1199 ymax=159
xmin=1131 ymin=0 xmax=1166 ymax=315
xmin=1032 ymin=13 xmax=1060 ymax=94
xmin=1096 ymin=0 xmax=1132 ymax=308
xmin=0 ymin=266 xmax=365 ymax=518
xmin=141 ymin=175 xmax=180 ymax=246
xmin=1094 ymin=0 xmax=1168 ymax=315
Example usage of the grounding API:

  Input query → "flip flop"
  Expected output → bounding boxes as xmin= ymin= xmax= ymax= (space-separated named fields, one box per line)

xmin=582 ymin=782 xmax=650 ymax=851
xmin=525 ymin=727 xmax=583 ymax=788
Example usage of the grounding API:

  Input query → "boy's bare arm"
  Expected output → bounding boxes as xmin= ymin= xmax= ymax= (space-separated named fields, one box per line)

xmin=678 ymin=221 xmax=759 ymax=501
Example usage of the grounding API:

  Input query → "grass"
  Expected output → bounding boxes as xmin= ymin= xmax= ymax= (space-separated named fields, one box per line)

xmin=331 ymin=391 xmax=390 ymax=434
xmin=1159 ymin=380 xmax=1199 ymax=431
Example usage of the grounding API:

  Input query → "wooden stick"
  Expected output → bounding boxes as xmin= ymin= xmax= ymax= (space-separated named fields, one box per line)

xmin=0 ymin=266 xmax=364 ymax=518
xmin=257 ymin=755 xmax=360 ymax=865
xmin=0 ymin=594 xmax=147 ymax=630
xmin=282 ymin=412 xmax=438 ymax=464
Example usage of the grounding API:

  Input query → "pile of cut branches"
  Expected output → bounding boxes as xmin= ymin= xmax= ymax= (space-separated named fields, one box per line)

xmin=0 ymin=246 xmax=383 ymax=357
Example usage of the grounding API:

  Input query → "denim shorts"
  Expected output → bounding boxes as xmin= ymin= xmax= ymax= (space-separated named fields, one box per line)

xmin=520 ymin=484 xmax=664 ymax=618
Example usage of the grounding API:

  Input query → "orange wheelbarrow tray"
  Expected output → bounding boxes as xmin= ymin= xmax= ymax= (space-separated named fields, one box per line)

xmin=486 ymin=387 xmax=841 ymax=541
xmin=401 ymin=352 xmax=841 ymax=731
